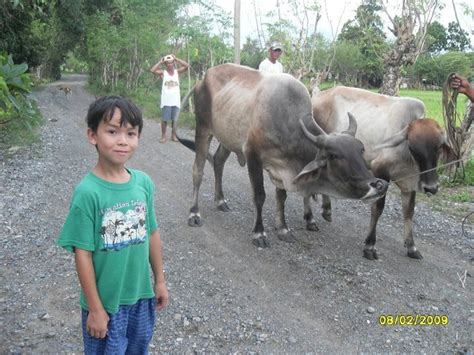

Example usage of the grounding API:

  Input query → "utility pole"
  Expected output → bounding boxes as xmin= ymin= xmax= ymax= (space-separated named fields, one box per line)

xmin=234 ymin=0 xmax=241 ymax=64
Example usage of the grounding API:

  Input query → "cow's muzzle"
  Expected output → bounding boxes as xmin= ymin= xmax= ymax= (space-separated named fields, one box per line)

xmin=422 ymin=184 xmax=438 ymax=196
xmin=362 ymin=178 xmax=388 ymax=201
xmin=372 ymin=179 xmax=388 ymax=194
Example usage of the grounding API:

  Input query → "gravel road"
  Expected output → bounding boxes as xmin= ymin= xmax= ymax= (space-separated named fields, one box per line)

xmin=1 ymin=75 xmax=473 ymax=354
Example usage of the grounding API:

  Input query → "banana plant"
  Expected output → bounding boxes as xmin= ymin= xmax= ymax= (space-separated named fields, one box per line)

xmin=0 ymin=54 xmax=32 ymax=112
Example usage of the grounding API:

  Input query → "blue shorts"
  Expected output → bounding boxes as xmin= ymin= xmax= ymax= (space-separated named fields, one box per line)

xmin=161 ymin=106 xmax=179 ymax=122
xmin=82 ymin=298 xmax=156 ymax=355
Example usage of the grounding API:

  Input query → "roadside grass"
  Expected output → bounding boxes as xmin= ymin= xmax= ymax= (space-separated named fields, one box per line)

xmin=0 ymin=100 xmax=42 ymax=149
xmin=398 ymin=89 xmax=470 ymax=126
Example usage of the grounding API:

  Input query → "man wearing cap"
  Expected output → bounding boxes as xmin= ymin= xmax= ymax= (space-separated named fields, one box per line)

xmin=150 ymin=54 xmax=189 ymax=143
xmin=258 ymin=42 xmax=283 ymax=74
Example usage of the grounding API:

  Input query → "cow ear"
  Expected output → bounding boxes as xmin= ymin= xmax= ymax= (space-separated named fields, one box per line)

xmin=293 ymin=159 xmax=326 ymax=184
xmin=440 ymin=143 xmax=456 ymax=163
xmin=374 ymin=125 xmax=409 ymax=150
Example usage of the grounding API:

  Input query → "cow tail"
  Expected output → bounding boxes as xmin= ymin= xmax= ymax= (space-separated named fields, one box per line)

xmin=176 ymin=83 xmax=214 ymax=166
xmin=175 ymin=84 xmax=197 ymax=145
xmin=180 ymin=84 xmax=196 ymax=111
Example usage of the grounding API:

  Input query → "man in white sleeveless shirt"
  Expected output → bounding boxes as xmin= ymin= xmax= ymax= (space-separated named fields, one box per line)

xmin=150 ymin=54 xmax=189 ymax=143
xmin=258 ymin=42 xmax=283 ymax=74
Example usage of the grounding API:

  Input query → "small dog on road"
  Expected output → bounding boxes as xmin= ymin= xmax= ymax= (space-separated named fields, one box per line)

xmin=57 ymin=85 xmax=72 ymax=96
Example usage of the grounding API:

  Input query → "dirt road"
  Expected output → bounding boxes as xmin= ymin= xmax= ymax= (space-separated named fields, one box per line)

xmin=1 ymin=75 xmax=472 ymax=353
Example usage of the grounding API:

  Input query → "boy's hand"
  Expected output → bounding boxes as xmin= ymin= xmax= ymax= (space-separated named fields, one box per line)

xmin=86 ymin=309 xmax=109 ymax=338
xmin=155 ymin=281 xmax=169 ymax=311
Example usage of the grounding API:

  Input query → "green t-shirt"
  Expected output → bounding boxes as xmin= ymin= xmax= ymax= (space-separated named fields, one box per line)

xmin=58 ymin=169 xmax=158 ymax=314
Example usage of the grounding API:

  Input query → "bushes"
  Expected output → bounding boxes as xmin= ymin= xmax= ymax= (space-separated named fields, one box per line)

xmin=0 ymin=54 xmax=41 ymax=146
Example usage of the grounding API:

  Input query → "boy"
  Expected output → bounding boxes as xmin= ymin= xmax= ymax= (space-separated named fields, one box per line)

xmin=258 ymin=42 xmax=284 ymax=74
xmin=58 ymin=96 xmax=169 ymax=354
xmin=150 ymin=54 xmax=189 ymax=143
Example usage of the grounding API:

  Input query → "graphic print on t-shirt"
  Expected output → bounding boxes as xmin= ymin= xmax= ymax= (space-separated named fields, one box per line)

xmin=100 ymin=200 xmax=147 ymax=251
xmin=164 ymin=80 xmax=179 ymax=89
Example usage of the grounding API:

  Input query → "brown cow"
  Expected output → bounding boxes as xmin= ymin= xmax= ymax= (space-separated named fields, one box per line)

xmin=312 ymin=86 xmax=455 ymax=260
xmin=179 ymin=64 xmax=388 ymax=247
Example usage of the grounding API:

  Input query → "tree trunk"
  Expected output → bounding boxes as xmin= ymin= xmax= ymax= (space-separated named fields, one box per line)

xmin=380 ymin=64 xmax=402 ymax=96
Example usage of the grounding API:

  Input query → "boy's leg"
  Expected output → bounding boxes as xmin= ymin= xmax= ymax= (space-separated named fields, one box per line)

xmin=160 ymin=122 xmax=167 ymax=143
xmin=82 ymin=308 xmax=129 ymax=355
xmin=171 ymin=106 xmax=180 ymax=142
xmin=125 ymin=298 xmax=156 ymax=355
xmin=160 ymin=106 xmax=172 ymax=143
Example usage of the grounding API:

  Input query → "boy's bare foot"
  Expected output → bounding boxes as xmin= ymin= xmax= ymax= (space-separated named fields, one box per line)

xmin=159 ymin=137 xmax=166 ymax=143
xmin=172 ymin=136 xmax=179 ymax=142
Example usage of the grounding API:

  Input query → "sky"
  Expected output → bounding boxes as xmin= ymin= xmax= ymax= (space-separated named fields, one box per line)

xmin=213 ymin=0 xmax=474 ymax=48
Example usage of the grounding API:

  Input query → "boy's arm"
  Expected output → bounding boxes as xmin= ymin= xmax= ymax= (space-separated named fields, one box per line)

xmin=149 ymin=229 xmax=169 ymax=311
xmin=150 ymin=58 xmax=164 ymax=77
xmin=75 ymin=248 xmax=109 ymax=338
xmin=174 ymin=55 xmax=190 ymax=75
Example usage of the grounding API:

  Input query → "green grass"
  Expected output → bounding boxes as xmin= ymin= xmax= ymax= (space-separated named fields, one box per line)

xmin=321 ymin=83 xmax=470 ymax=127
xmin=398 ymin=89 xmax=470 ymax=126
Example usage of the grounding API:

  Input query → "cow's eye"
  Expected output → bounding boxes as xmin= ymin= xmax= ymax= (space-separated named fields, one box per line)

xmin=328 ymin=153 xmax=339 ymax=160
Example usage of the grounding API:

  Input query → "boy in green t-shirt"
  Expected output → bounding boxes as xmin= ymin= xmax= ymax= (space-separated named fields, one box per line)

xmin=58 ymin=96 xmax=169 ymax=354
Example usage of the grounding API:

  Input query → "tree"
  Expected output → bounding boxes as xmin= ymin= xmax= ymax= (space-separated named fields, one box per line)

xmin=412 ymin=51 xmax=471 ymax=86
xmin=241 ymin=38 xmax=263 ymax=69
xmin=333 ymin=40 xmax=364 ymax=86
xmin=338 ymin=0 xmax=388 ymax=87
xmin=425 ymin=21 xmax=447 ymax=53
xmin=378 ymin=0 xmax=442 ymax=96
xmin=446 ymin=21 xmax=471 ymax=51
xmin=0 ymin=1 xmax=49 ymax=68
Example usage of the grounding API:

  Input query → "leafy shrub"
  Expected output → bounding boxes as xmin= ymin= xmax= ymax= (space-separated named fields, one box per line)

xmin=0 ymin=53 xmax=41 ymax=146
xmin=0 ymin=53 xmax=32 ymax=112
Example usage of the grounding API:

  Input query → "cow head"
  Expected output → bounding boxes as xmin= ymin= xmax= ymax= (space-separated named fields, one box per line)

xmin=294 ymin=113 xmax=388 ymax=201
xmin=376 ymin=119 xmax=455 ymax=195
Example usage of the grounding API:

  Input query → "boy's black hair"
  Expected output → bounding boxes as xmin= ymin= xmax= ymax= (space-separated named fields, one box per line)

xmin=86 ymin=96 xmax=143 ymax=134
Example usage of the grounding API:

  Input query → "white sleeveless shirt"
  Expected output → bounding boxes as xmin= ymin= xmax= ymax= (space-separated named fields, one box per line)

xmin=161 ymin=69 xmax=181 ymax=108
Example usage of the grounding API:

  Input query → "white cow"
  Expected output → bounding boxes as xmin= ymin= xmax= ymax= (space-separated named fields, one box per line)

xmin=312 ymin=86 xmax=455 ymax=260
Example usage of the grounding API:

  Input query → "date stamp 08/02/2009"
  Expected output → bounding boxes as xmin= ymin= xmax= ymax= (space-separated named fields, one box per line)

xmin=378 ymin=314 xmax=449 ymax=326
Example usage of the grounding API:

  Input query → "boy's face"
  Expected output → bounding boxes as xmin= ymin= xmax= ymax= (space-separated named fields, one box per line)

xmin=269 ymin=48 xmax=282 ymax=61
xmin=87 ymin=108 xmax=139 ymax=167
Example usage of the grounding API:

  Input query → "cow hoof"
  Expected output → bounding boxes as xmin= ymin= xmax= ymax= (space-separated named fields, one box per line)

xmin=188 ymin=214 xmax=203 ymax=227
xmin=252 ymin=234 xmax=270 ymax=248
xmin=322 ymin=211 xmax=332 ymax=222
xmin=306 ymin=222 xmax=319 ymax=232
xmin=217 ymin=200 xmax=231 ymax=212
xmin=277 ymin=229 xmax=296 ymax=243
xmin=407 ymin=249 xmax=423 ymax=259
xmin=363 ymin=249 xmax=378 ymax=260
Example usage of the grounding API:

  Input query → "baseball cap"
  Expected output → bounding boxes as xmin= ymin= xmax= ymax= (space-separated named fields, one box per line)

xmin=269 ymin=42 xmax=283 ymax=51
xmin=163 ymin=54 xmax=174 ymax=63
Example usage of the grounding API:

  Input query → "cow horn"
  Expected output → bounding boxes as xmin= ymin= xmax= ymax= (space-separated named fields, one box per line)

xmin=310 ymin=117 xmax=328 ymax=137
xmin=343 ymin=112 xmax=358 ymax=136
xmin=299 ymin=119 xmax=327 ymax=147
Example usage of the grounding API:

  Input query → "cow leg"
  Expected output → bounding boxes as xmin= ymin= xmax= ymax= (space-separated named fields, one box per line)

xmin=275 ymin=188 xmax=296 ymax=242
xmin=321 ymin=194 xmax=332 ymax=222
xmin=188 ymin=133 xmax=213 ymax=227
xmin=364 ymin=195 xmax=386 ymax=260
xmin=401 ymin=191 xmax=422 ymax=259
xmin=303 ymin=196 xmax=319 ymax=231
xmin=213 ymin=143 xmax=231 ymax=212
xmin=246 ymin=150 xmax=269 ymax=248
